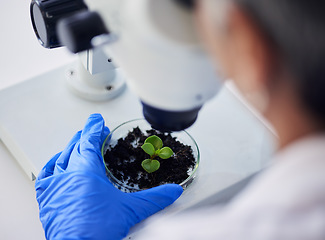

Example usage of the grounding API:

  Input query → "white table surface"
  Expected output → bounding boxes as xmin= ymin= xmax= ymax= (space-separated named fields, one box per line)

xmin=0 ymin=1 xmax=75 ymax=239
xmin=0 ymin=1 xmax=275 ymax=239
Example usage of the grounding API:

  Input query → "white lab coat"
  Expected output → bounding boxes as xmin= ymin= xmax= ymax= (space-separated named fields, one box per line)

xmin=138 ymin=134 xmax=325 ymax=239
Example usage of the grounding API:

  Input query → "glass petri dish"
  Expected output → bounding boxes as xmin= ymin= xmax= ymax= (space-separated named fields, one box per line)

xmin=101 ymin=119 xmax=200 ymax=192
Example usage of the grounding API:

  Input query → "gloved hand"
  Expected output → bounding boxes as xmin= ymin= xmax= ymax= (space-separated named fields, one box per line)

xmin=35 ymin=113 xmax=183 ymax=240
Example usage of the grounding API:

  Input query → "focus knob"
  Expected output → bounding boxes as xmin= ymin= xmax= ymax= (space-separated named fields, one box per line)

xmin=57 ymin=11 xmax=109 ymax=53
xmin=30 ymin=0 xmax=87 ymax=48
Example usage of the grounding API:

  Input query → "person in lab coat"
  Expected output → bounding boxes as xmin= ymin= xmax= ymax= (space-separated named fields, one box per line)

xmin=35 ymin=0 xmax=325 ymax=239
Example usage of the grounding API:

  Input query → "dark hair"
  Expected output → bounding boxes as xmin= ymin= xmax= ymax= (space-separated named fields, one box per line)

xmin=235 ymin=0 xmax=325 ymax=123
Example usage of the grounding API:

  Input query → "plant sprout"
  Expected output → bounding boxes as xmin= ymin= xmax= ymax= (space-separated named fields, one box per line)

xmin=141 ymin=135 xmax=174 ymax=173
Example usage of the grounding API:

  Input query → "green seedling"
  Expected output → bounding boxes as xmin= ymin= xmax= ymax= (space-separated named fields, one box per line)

xmin=141 ymin=135 xmax=174 ymax=173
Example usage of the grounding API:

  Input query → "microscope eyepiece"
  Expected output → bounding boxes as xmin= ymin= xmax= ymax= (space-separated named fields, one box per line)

xmin=30 ymin=0 xmax=87 ymax=48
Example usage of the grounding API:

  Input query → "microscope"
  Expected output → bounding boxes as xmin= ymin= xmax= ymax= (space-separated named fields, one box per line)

xmin=30 ymin=0 xmax=221 ymax=131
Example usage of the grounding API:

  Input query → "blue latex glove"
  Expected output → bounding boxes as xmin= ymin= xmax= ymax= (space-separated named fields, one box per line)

xmin=35 ymin=113 xmax=183 ymax=240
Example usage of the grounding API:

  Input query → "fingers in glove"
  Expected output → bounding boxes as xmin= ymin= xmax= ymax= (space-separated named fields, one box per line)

xmin=130 ymin=184 xmax=183 ymax=222
xmin=80 ymin=113 xmax=108 ymax=152
xmin=37 ymin=152 xmax=61 ymax=180
xmin=66 ymin=114 xmax=109 ymax=176
xmin=53 ymin=130 xmax=82 ymax=175
xmin=35 ymin=151 xmax=63 ymax=198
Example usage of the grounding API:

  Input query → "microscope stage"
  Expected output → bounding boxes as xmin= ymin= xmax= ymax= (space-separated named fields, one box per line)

xmin=0 ymin=63 xmax=275 ymax=238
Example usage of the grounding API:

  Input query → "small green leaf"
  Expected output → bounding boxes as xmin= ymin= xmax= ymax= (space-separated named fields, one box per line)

xmin=145 ymin=135 xmax=163 ymax=150
xmin=142 ymin=159 xmax=160 ymax=173
xmin=158 ymin=147 xmax=174 ymax=159
xmin=141 ymin=143 xmax=155 ymax=156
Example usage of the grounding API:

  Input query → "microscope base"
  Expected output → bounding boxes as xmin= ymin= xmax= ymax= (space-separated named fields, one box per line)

xmin=66 ymin=61 xmax=126 ymax=102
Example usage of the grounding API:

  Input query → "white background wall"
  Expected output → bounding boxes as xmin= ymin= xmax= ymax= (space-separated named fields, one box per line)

xmin=0 ymin=0 xmax=75 ymax=239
